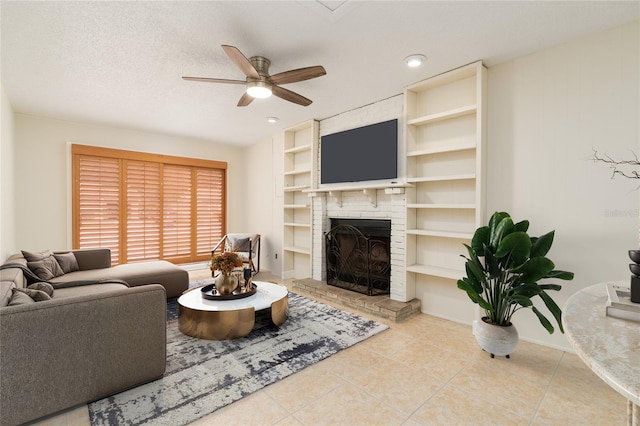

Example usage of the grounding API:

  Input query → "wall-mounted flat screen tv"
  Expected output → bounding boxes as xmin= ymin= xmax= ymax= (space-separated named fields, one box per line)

xmin=320 ymin=119 xmax=398 ymax=184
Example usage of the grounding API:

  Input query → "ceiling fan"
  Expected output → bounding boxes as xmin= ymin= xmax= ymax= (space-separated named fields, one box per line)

xmin=182 ymin=45 xmax=326 ymax=107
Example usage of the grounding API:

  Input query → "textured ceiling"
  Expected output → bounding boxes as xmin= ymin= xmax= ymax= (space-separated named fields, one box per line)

xmin=2 ymin=1 xmax=638 ymax=146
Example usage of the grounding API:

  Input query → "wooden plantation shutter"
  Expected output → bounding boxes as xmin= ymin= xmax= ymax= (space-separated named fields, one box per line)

xmin=74 ymin=155 xmax=122 ymax=265
xmin=162 ymin=165 xmax=193 ymax=262
xmin=125 ymin=160 xmax=161 ymax=262
xmin=72 ymin=145 xmax=226 ymax=265
xmin=196 ymin=168 xmax=225 ymax=257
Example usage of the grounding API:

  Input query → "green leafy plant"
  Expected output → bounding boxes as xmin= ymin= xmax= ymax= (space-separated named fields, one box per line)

xmin=457 ymin=212 xmax=574 ymax=333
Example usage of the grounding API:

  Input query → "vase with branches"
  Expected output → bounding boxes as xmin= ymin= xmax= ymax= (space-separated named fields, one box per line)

xmin=592 ymin=149 xmax=640 ymax=301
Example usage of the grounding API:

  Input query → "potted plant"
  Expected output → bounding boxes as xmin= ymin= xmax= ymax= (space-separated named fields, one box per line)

xmin=210 ymin=251 xmax=243 ymax=294
xmin=457 ymin=211 xmax=574 ymax=357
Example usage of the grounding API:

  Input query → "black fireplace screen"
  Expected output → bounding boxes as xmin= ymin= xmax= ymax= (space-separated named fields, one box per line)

xmin=325 ymin=219 xmax=391 ymax=296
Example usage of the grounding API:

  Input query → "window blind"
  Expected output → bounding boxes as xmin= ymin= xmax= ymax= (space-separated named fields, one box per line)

xmin=125 ymin=160 xmax=161 ymax=262
xmin=72 ymin=145 xmax=226 ymax=265
xmin=75 ymin=155 xmax=122 ymax=264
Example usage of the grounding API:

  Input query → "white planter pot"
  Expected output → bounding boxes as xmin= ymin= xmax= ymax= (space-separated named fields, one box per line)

xmin=472 ymin=317 xmax=519 ymax=358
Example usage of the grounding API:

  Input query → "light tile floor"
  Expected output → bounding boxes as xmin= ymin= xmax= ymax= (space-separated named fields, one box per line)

xmin=31 ymin=268 xmax=627 ymax=426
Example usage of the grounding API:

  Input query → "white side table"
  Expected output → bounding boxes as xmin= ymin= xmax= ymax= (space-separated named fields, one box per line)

xmin=563 ymin=282 xmax=640 ymax=425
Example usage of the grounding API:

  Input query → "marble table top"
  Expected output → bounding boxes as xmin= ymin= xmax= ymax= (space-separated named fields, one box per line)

xmin=178 ymin=281 xmax=288 ymax=312
xmin=563 ymin=282 xmax=640 ymax=405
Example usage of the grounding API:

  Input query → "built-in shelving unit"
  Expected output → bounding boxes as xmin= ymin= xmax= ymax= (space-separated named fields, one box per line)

xmin=282 ymin=120 xmax=318 ymax=279
xmin=404 ymin=61 xmax=487 ymax=290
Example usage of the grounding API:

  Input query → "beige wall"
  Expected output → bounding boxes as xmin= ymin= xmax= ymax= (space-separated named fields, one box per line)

xmin=13 ymin=114 xmax=246 ymax=252
xmin=241 ymin=136 xmax=279 ymax=274
xmin=1 ymin=84 xmax=16 ymax=261
xmin=485 ymin=20 xmax=639 ymax=350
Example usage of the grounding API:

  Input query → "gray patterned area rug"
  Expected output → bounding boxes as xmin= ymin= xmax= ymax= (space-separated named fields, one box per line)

xmin=88 ymin=282 xmax=388 ymax=425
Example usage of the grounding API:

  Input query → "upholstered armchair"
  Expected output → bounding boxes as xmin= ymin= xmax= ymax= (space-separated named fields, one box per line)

xmin=212 ymin=234 xmax=261 ymax=275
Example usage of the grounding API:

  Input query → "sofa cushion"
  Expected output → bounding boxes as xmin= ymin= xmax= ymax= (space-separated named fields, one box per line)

xmin=49 ymin=260 xmax=188 ymax=299
xmin=52 ymin=282 xmax=129 ymax=299
xmin=53 ymin=252 xmax=80 ymax=274
xmin=8 ymin=288 xmax=36 ymax=306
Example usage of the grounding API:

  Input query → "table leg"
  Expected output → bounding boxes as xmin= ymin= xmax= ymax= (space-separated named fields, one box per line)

xmin=270 ymin=296 xmax=289 ymax=326
xmin=629 ymin=400 xmax=639 ymax=426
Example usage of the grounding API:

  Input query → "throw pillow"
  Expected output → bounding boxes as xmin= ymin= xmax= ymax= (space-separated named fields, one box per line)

xmin=8 ymin=289 xmax=36 ymax=306
xmin=27 ymin=282 xmax=55 ymax=297
xmin=22 ymin=249 xmax=65 ymax=280
xmin=27 ymin=257 xmax=64 ymax=281
xmin=21 ymin=249 xmax=55 ymax=262
xmin=16 ymin=287 xmax=52 ymax=302
xmin=54 ymin=252 xmax=79 ymax=274
xmin=230 ymin=237 xmax=251 ymax=252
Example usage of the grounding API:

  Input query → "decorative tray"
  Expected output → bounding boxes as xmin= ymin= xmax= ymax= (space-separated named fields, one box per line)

xmin=200 ymin=283 xmax=257 ymax=300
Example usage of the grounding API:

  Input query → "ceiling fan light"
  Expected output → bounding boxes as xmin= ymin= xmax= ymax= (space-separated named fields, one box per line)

xmin=404 ymin=54 xmax=427 ymax=68
xmin=247 ymin=81 xmax=272 ymax=98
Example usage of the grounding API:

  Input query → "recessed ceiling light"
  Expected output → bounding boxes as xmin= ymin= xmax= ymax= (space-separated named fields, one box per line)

xmin=404 ymin=54 xmax=427 ymax=68
xmin=266 ymin=117 xmax=279 ymax=123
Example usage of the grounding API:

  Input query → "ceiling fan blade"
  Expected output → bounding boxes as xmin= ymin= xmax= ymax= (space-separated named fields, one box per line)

xmin=182 ymin=76 xmax=246 ymax=84
xmin=269 ymin=66 xmax=327 ymax=85
xmin=272 ymin=85 xmax=312 ymax=106
xmin=237 ymin=92 xmax=254 ymax=107
xmin=221 ymin=45 xmax=260 ymax=79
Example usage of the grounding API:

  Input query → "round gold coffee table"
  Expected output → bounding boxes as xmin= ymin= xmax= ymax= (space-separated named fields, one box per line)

xmin=177 ymin=281 xmax=288 ymax=340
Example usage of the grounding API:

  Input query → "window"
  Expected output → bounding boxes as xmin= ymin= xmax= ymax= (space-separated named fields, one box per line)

xmin=72 ymin=145 xmax=227 ymax=265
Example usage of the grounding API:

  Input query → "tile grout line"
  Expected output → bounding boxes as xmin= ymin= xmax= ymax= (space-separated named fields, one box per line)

xmin=402 ymin=347 xmax=480 ymax=424
xmin=528 ymin=350 xmax=566 ymax=425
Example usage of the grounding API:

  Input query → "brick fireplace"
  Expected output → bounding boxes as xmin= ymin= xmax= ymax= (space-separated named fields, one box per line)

xmin=325 ymin=218 xmax=392 ymax=296
xmin=310 ymin=188 xmax=408 ymax=302
xmin=307 ymin=95 xmax=410 ymax=303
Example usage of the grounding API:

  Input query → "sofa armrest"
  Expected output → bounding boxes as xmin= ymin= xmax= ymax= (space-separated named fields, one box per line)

xmin=0 ymin=284 xmax=167 ymax=426
xmin=72 ymin=248 xmax=112 ymax=270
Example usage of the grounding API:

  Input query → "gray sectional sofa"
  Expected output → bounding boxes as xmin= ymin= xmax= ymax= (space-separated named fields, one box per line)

xmin=0 ymin=248 xmax=190 ymax=425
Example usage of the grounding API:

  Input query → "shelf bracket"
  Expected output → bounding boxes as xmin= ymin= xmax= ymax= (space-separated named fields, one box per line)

xmin=362 ymin=188 xmax=377 ymax=207
xmin=328 ymin=191 xmax=342 ymax=207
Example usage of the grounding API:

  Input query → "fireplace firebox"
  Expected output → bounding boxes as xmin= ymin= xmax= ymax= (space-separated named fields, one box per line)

xmin=325 ymin=218 xmax=391 ymax=296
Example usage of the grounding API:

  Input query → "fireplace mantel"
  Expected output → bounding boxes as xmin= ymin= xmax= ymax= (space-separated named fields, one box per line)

xmin=303 ymin=182 xmax=411 ymax=207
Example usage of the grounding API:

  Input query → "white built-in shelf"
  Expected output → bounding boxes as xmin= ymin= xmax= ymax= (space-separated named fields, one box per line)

xmin=282 ymin=120 xmax=318 ymax=280
xmin=406 ymin=264 xmax=465 ymax=280
xmin=407 ymin=141 xmax=476 ymax=157
xmin=284 ymin=169 xmax=311 ymax=176
xmin=283 ymin=246 xmax=311 ymax=255
xmin=304 ymin=182 xmax=411 ymax=208
xmin=407 ymin=203 xmax=476 ymax=210
xmin=284 ymin=222 xmax=311 ymax=228
xmin=283 ymin=204 xmax=310 ymax=209
xmin=407 ymin=104 xmax=476 ymax=126
xmin=407 ymin=174 xmax=476 ymax=183
xmin=404 ymin=61 xmax=486 ymax=293
xmin=406 ymin=229 xmax=473 ymax=239
xmin=283 ymin=185 xmax=310 ymax=192
xmin=284 ymin=145 xmax=311 ymax=154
